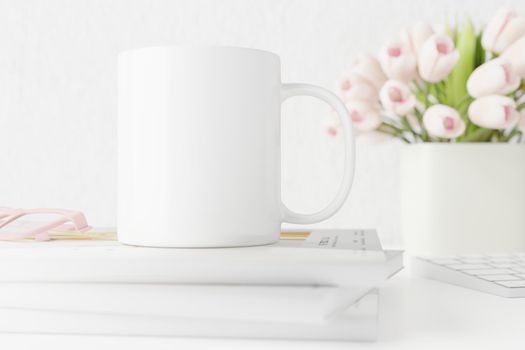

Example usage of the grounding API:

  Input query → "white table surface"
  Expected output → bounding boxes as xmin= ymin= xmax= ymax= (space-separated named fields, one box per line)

xmin=2 ymin=266 xmax=525 ymax=350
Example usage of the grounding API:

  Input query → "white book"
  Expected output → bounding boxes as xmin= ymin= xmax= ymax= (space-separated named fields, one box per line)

xmin=0 ymin=283 xmax=372 ymax=324
xmin=0 ymin=289 xmax=379 ymax=341
xmin=0 ymin=229 xmax=403 ymax=287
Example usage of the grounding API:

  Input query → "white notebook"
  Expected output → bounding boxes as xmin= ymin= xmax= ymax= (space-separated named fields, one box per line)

xmin=0 ymin=229 xmax=403 ymax=287
xmin=0 ymin=283 xmax=373 ymax=324
xmin=0 ymin=289 xmax=379 ymax=341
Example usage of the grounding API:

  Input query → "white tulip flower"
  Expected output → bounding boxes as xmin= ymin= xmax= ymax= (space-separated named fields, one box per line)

xmin=482 ymin=7 xmax=525 ymax=54
xmin=345 ymin=100 xmax=382 ymax=132
xmin=423 ymin=104 xmax=466 ymax=138
xmin=501 ymin=36 xmax=525 ymax=77
xmin=379 ymin=80 xmax=417 ymax=116
xmin=467 ymin=59 xmax=520 ymax=98
xmin=378 ymin=39 xmax=417 ymax=82
xmin=349 ymin=53 xmax=387 ymax=89
xmin=400 ymin=22 xmax=434 ymax=56
xmin=337 ymin=72 xmax=378 ymax=101
xmin=468 ymin=95 xmax=519 ymax=129
xmin=325 ymin=123 xmax=340 ymax=138
xmin=418 ymin=34 xmax=460 ymax=83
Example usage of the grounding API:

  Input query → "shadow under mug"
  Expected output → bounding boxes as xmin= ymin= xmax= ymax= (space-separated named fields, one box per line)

xmin=118 ymin=45 xmax=355 ymax=247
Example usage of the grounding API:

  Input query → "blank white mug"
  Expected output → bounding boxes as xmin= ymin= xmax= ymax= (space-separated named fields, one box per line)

xmin=118 ymin=46 xmax=354 ymax=247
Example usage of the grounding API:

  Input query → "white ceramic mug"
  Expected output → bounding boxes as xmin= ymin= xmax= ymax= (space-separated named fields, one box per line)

xmin=118 ymin=46 xmax=355 ymax=247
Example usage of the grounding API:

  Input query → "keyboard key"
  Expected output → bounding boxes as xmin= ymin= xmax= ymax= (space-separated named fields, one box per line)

xmin=477 ymin=274 xmax=521 ymax=281
xmin=464 ymin=268 xmax=514 ymax=275
xmin=496 ymin=280 xmax=525 ymax=288
xmin=446 ymin=263 xmax=490 ymax=270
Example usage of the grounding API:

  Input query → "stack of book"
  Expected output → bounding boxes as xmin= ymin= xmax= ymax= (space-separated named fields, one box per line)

xmin=0 ymin=229 xmax=403 ymax=341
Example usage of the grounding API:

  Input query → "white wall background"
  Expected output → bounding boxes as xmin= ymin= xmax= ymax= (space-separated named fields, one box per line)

xmin=0 ymin=0 xmax=523 ymax=245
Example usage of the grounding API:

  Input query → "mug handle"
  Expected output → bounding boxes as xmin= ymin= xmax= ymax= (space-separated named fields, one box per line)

xmin=280 ymin=83 xmax=355 ymax=224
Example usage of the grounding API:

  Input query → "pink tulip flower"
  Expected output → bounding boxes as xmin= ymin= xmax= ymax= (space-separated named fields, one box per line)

xmin=349 ymin=54 xmax=387 ymax=89
xmin=400 ymin=22 xmax=434 ymax=56
xmin=501 ymin=36 xmax=525 ymax=77
xmin=468 ymin=95 xmax=519 ymax=129
xmin=466 ymin=59 xmax=520 ymax=98
xmin=337 ymin=72 xmax=378 ymax=101
xmin=345 ymin=100 xmax=382 ymax=132
xmin=378 ymin=39 xmax=417 ymax=82
xmin=423 ymin=104 xmax=466 ymax=138
xmin=482 ymin=7 xmax=525 ymax=54
xmin=418 ymin=34 xmax=460 ymax=83
xmin=379 ymin=80 xmax=416 ymax=116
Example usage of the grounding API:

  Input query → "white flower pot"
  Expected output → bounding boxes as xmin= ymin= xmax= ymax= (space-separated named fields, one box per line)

xmin=400 ymin=143 xmax=525 ymax=256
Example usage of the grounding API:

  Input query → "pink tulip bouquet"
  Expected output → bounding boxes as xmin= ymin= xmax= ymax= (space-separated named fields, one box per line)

xmin=332 ymin=7 xmax=525 ymax=143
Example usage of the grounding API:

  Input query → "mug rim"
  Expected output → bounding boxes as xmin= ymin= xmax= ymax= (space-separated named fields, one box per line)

xmin=118 ymin=45 xmax=279 ymax=60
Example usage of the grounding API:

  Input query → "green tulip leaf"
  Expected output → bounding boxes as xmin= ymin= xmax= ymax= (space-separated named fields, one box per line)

xmin=474 ymin=31 xmax=485 ymax=67
xmin=446 ymin=17 xmax=476 ymax=112
xmin=461 ymin=127 xmax=494 ymax=142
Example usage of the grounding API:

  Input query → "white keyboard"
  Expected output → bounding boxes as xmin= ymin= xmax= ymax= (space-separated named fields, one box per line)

xmin=412 ymin=253 xmax=525 ymax=298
